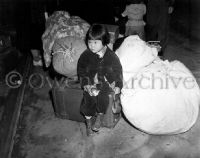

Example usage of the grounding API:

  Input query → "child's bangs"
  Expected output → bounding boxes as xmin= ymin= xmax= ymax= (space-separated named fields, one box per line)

xmin=89 ymin=32 xmax=102 ymax=41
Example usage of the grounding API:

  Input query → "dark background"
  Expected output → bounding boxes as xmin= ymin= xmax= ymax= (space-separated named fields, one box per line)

xmin=0 ymin=0 xmax=199 ymax=51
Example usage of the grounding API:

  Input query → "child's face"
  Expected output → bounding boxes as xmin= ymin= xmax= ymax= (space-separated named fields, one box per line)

xmin=88 ymin=40 xmax=104 ymax=53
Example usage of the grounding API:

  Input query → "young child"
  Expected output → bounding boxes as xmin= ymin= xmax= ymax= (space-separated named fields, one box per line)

xmin=77 ymin=24 xmax=123 ymax=136
xmin=122 ymin=0 xmax=146 ymax=40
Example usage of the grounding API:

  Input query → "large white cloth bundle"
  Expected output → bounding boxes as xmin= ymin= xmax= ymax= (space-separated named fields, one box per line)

xmin=52 ymin=36 xmax=87 ymax=77
xmin=116 ymin=35 xmax=200 ymax=135
xmin=116 ymin=35 xmax=158 ymax=73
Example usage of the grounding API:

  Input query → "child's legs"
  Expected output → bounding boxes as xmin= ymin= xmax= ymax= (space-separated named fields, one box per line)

xmin=125 ymin=26 xmax=134 ymax=36
xmin=125 ymin=26 xmax=145 ymax=40
xmin=96 ymin=82 xmax=113 ymax=114
xmin=96 ymin=92 xmax=110 ymax=114
xmin=80 ymin=92 xmax=97 ymax=117
xmin=136 ymin=26 xmax=145 ymax=41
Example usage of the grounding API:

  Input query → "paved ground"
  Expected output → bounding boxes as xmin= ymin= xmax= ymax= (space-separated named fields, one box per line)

xmin=9 ymin=27 xmax=200 ymax=158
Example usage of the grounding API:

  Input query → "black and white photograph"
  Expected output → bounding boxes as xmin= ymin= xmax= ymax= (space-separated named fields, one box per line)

xmin=0 ymin=0 xmax=200 ymax=158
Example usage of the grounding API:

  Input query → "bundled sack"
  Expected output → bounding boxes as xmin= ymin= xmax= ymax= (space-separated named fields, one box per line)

xmin=116 ymin=35 xmax=158 ymax=74
xmin=116 ymin=35 xmax=200 ymax=135
xmin=42 ymin=11 xmax=90 ymax=77
xmin=52 ymin=36 xmax=87 ymax=77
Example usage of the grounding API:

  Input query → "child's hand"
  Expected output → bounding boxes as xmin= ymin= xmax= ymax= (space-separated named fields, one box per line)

xmin=84 ymin=85 xmax=99 ymax=96
xmin=84 ymin=85 xmax=93 ymax=96
xmin=114 ymin=87 xmax=121 ymax=95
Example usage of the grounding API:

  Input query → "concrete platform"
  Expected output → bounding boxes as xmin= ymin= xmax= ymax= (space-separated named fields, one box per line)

xmin=9 ymin=28 xmax=200 ymax=158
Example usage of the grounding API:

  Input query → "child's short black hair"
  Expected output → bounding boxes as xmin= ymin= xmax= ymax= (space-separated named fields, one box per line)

xmin=86 ymin=24 xmax=110 ymax=46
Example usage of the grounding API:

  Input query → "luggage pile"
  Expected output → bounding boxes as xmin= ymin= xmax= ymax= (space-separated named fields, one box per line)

xmin=42 ymin=11 xmax=90 ymax=78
